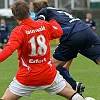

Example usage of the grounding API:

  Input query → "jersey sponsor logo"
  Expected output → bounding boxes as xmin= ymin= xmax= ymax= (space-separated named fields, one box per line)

xmin=26 ymin=26 xmax=45 ymax=34
xmin=29 ymin=57 xmax=46 ymax=63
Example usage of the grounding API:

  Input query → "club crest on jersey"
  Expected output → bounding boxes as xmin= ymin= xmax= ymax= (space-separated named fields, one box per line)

xmin=26 ymin=26 xmax=45 ymax=34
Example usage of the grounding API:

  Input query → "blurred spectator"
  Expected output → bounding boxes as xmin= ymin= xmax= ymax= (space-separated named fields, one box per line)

xmin=84 ymin=12 xmax=96 ymax=31
xmin=29 ymin=1 xmax=35 ymax=20
xmin=0 ymin=18 xmax=10 ymax=49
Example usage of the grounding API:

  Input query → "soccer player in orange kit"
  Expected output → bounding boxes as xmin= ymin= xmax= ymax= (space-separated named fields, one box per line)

xmin=0 ymin=1 xmax=86 ymax=100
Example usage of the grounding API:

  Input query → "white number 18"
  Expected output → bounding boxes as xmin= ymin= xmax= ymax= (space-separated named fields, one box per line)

xmin=28 ymin=34 xmax=47 ymax=56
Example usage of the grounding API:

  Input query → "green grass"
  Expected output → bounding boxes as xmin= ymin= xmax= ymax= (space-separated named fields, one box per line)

xmin=0 ymin=47 xmax=100 ymax=100
xmin=71 ymin=54 xmax=100 ymax=99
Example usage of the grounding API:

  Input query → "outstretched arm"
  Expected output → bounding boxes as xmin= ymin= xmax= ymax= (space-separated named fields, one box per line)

xmin=0 ymin=45 xmax=14 ymax=62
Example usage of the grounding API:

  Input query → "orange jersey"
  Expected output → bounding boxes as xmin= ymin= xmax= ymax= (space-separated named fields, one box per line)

xmin=1 ymin=18 xmax=63 ymax=86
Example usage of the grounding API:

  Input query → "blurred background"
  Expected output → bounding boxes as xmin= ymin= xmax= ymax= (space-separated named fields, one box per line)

xmin=0 ymin=0 xmax=100 ymax=37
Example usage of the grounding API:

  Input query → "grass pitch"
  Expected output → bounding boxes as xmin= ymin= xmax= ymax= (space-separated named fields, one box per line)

xmin=0 ymin=46 xmax=100 ymax=100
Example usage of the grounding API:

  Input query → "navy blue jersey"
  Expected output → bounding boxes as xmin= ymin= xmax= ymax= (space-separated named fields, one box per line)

xmin=36 ymin=7 xmax=89 ymax=35
xmin=84 ymin=19 xmax=96 ymax=29
xmin=0 ymin=24 xmax=10 ymax=38
xmin=35 ymin=7 xmax=100 ymax=63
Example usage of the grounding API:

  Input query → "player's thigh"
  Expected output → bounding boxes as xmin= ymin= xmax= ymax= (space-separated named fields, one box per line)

xmin=80 ymin=45 xmax=100 ymax=64
xmin=51 ymin=56 xmax=67 ymax=67
xmin=44 ymin=71 xmax=66 ymax=95
xmin=52 ymin=32 xmax=83 ymax=62
xmin=44 ymin=71 xmax=75 ymax=99
xmin=1 ymin=88 xmax=21 ymax=100
xmin=57 ymin=82 xmax=76 ymax=99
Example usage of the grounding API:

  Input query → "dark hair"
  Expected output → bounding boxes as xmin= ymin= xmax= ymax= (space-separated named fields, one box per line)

xmin=11 ymin=0 xmax=29 ymax=20
xmin=33 ymin=0 xmax=49 ymax=14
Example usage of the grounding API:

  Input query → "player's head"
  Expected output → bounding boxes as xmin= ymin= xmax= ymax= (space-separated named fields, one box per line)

xmin=33 ymin=0 xmax=49 ymax=14
xmin=0 ymin=18 xmax=5 ymax=24
xmin=86 ymin=13 xmax=92 ymax=20
xmin=11 ymin=0 xmax=30 ymax=21
xmin=29 ymin=1 xmax=34 ymax=10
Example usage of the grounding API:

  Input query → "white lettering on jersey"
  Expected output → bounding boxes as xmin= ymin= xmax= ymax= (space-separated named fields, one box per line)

xmin=29 ymin=57 xmax=46 ymax=63
xmin=57 ymin=11 xmax=80 ymax=23
xmin=26 ymin=26 xmax=45 ymax=34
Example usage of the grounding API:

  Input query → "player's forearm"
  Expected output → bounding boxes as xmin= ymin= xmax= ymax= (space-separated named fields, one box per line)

xmin=0 ymin=46 xmax=13 ymax=62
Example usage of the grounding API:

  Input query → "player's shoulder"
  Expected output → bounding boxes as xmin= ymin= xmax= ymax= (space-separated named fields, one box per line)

xmin=41 ymin=7 xmax=55 ymax=11
xmin=47 ymin=7 xmax=56 ymax=10
xmin=36 ymin=19 xmax=49 ymax=26
xmin=11 ymin=25 xmax=24 ymax=33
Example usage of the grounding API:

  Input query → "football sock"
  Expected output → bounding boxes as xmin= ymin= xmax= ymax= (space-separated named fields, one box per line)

xmin=56 ymin=66 xmax=76 ymax=90
xmin=71 ymin=93 xmax=85 ymax=100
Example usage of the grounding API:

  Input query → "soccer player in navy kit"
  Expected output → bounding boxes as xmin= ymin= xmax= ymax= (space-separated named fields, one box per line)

xmin=84 ymin=13 xmax=96 ymax=31
xmin=32 ymin=0 xmax=86 ymax=95
xmin=32 ymin=0 xmax=100 ymax=95
xmin=0 ymin=18 xmax=10 ymax=49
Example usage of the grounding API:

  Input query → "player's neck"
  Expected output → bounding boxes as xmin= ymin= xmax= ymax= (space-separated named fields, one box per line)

xmin=17 ymin=20 xmax=22 ymax=24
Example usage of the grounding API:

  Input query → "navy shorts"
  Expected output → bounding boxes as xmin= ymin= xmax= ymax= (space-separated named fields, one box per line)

xmin=53 ymin=28 xmax=100 ymax=63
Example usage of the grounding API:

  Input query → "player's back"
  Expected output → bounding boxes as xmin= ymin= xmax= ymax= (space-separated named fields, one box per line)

xmin=37 ymin=7 xmax=75 ymax=28
xmin=16 ymin=19 xmax=61 ymax=64
xmin=36 ymin=7 xmax=89 ymax=35
xmin=10 ymin=18 xmax=62 ymax=86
